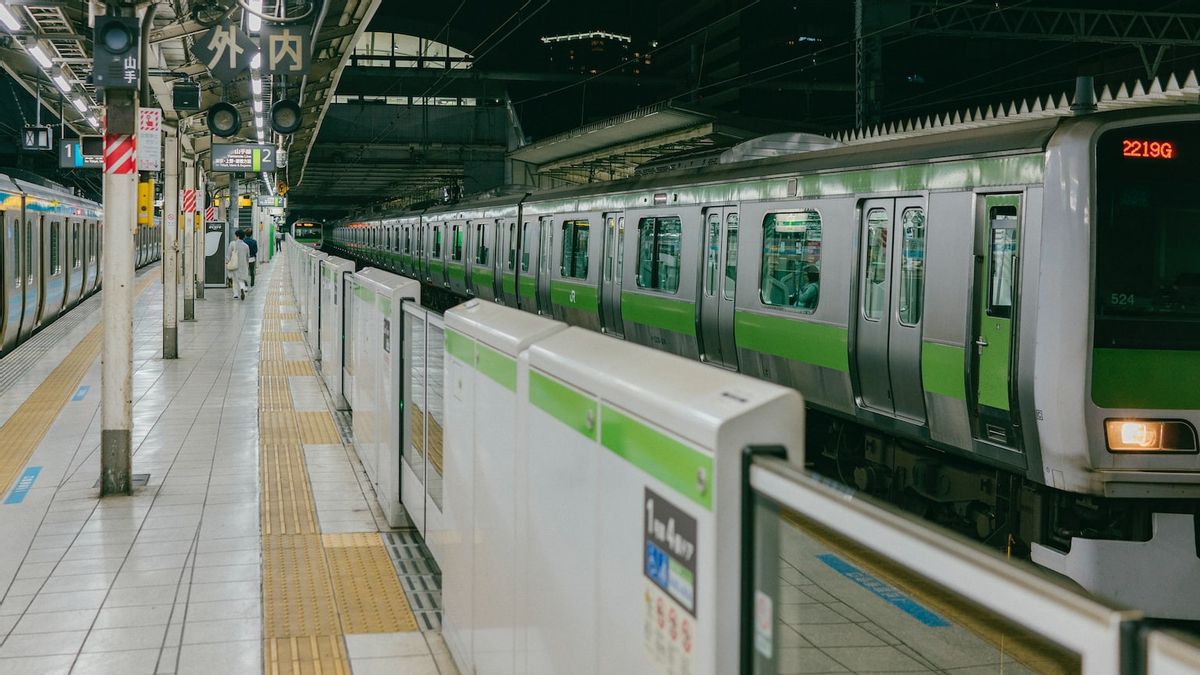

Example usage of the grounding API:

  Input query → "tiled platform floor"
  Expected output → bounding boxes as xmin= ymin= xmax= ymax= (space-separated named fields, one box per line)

xmin=0 ymin=261 xmax=456 ymax=675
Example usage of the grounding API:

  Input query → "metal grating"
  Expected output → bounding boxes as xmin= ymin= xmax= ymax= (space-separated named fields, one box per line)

xmin=383 ymin=530 xmax=443 ymax=631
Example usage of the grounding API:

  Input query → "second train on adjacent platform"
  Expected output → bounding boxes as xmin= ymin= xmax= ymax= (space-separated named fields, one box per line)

xmin=0 ymin=172 xmax=161 ymax=356
xmin=323 ymin=104 xmax=1200 ymax=618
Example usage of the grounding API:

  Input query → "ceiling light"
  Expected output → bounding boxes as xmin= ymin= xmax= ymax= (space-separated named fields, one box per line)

xmin=0 ymin=5 xmax=21 ymax=31
xmin=248 ymin=0 xmax=262 ymax=33
xmin=86 ymin=115 xmax=99 ymax=127
xmin=71 ymin=97 xmax=88 ymax=113
xmin=52 ymin=71 xmax=71 ymax=93
xmin=28 ymin=44 xmax=53 ymax=69
xmin=253 ymin=99 xmax=263 ymax=113
xmin=251 ymin=78 xmax=263 ymax=95
xmin=255 ymin=116 xmax=263 ymax=128
xmin=250 ymin=52 xmax=261 ymax=69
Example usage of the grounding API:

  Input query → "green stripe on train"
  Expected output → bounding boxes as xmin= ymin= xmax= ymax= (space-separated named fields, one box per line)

xmin=550 ymin=280 xmax=598 ymax=310
xmin=472 ymin=267 xmax=492 ymax=292
xmin=518 ymin=275 xmax=536 ymax=302
xmin=502 ymin=273 xmax=516 ymax=296
xmin=734 ymin=310 xmax=849 ymax=372
xmin=1092 ymin=348 xmax=1200 ymax=409
xmin=448 ymin=264 xmax=466 ymax=283
xmin=529 ymin=370 xmax=595 ymax=438
xmin=601 ymin=405 xmax=713 ymax=510
xmin=921 ymin=342 xmax=966 ymax=400
xmin=621 ymin=292 xmax=696 ymax=336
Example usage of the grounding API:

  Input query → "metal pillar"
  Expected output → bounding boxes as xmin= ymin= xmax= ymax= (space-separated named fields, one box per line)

xmin=196 ymin=173 xmax=205 ymax=298
xmin=228 ymin=176 xmax=239 ymax=289
xmin=183 ymin=159 xmax=196 ymax=320
xmin=163 ymin=126 xmax=179 ymax=358
xmin=100 ymin=88 xmax=138 ymax=497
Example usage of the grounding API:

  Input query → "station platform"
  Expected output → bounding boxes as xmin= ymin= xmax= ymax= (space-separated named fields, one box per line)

xmin=0 ymin=261 xmax=455 ymax=675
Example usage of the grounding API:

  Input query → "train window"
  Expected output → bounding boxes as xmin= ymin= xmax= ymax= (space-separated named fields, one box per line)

xmin=724 ymin=213 xmax=739 ymax=301
xmin=25 ymin=220 xmax=35 ymax=283
xmin=8 ymin=219 xmax=18 ymax=288
xmin=51 ymin=223 xmax=61 ymax=275
xmin=635 ymin=216 xmax=682 ymax=293
xmin=521 ymin=222 xmax=531 ymax=272
xmin=862 ymin=209 xmax=889 ymax=320
xmin=433 ymin=226 xmax=443 ymax=258
xmin=705 ymin=213 xmax=720 ymax=296
xmin=988 ymin=206 xmax=1018 ymax=318
xmin=898 ymin=207 xmax=926 ymax=326
xmin=617 ymin=217 xmax=625 ymax=282
xmin=452 ymin=225 xmax=464 ymax=262
xmin=475 ymin=223 xmax=490 ymax=265
xmin=761 ymin=210 xmax=821 ymax=312
xmin=72 ymin=224 xmax=81 ymax=268
xmin=404 ymin=228 xmax=411 ymax=254
xmin=560 ymin=219 xmax=590 ymax=279
xmin=507 ymin=223 xmax=516 ymax=270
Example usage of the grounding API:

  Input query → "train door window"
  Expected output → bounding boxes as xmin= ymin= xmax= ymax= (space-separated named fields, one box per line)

xmin=452 ymin=225 xmax=464 ymax=262
xmin=987 ymin=206 xmax=1018 ymax=318
xmin=540 ymin=221 xmax=553 ymax=275
xmin=433 ymin=226 xmax=443 ymax=258
xmin=616 ymin=217 xmax=625 ymax=281
xmin=50 ymin=223 xmax=61 ymax=274
xmin=386 ymin=228 xmax=392 ymax=251
xmin=89 ymin=224 xmax=96 ymax=262
xmin=521 ymin=222 xmax=532 ymax=271
xmin=724 ymin=213 xmax=739 ymax=301
xmin=9 ymin=218 xmax=18 ymax=289
xmin=72 ymin=223 xmax=81 ymax=268
xmin=560 ymin=219 xmax=590 ymax=279
xmin=898 ymin=207 xmax=926 ymax=326
xmin=760 ymin=210 xmax=821 ymax=311
xmin=25 ymin=220 xmax=34 ymax=283
xmin=862 ymin=208 xmax=889 ymax=320
xmin=704 ymin=213 xmax=720 ymax=296
xmin=635 ymin=215 xmax=682 ymax=293
xmin=507 ymin=223 xmax=516 ymax=270
xmin=475 ymin=223 xmax=490 ymax=265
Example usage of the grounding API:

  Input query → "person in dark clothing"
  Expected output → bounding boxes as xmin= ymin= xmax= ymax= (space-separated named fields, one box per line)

xmin=243 ymin=229 xmax=259 ymax=287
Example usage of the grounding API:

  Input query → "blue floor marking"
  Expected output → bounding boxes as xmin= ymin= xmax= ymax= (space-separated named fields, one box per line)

xmin=4 ymin=466 xmax=42 ymax=504
xmin=72 ymin=385 xmax=90 ymax=401
xmin=816 ymin=553 xmax=950 ymax=627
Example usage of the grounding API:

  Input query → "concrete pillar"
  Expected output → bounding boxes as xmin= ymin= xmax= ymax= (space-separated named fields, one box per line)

xmin=183 ymin=159 xmax=196 ymax=321
xmin=162 ymin=126 xmax=179 ymax=358
xmin=100 ymin=88 xmax=137 ymax=496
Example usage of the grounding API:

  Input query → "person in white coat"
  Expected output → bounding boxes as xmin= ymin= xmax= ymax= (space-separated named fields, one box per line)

xmin=226 ymin=230 xmax=251 ymax=300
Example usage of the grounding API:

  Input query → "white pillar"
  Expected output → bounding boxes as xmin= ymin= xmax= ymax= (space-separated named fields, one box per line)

xmin=100 ymin=90 xmax=137 ymax=496
xmin=196 ymin=172 xmax=205 ymax=298
xmin=183 ymin=159 xmax=196 ymax=320
xmin=163 ymin=126 xmax=179 ymax=358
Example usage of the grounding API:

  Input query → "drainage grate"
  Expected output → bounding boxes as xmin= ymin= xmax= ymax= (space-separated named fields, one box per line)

xmin=383 ymin=529 xmax=442 ymax=631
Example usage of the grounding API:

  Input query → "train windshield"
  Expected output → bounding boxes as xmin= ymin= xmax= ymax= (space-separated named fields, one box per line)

xmin=1095 ymin=122 xmax=1200 ymax=350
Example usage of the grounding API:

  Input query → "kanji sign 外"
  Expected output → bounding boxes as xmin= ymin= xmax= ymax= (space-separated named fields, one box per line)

xmin=261 ymin=23 xmax=312 ymax=74
xmin=191 ymin=21 xmax=257 ymax=79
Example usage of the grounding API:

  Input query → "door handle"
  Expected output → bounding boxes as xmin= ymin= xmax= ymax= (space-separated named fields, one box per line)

xmin=975 ymin=336 xmax=989 ymax=348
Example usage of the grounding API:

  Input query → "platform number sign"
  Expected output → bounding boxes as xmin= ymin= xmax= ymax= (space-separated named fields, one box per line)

xmin=642 ymin=488 xmax=697 ymax=673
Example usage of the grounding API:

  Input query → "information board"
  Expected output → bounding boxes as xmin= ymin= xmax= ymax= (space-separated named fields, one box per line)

xmin=211 ymin=144 xmax=278 ymax=172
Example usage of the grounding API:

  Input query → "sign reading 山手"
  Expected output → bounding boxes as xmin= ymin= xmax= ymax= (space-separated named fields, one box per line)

xmin=211 ymin=143 xmax=278 ymax=172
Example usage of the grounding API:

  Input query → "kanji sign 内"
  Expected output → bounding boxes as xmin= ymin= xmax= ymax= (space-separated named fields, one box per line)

xmin=261 ymin=23 xmax=312 ymax=74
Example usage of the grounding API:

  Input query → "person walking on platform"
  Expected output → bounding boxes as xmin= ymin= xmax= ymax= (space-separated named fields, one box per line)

xmin=244 ymin=229 xmax=259 ymax=287
xmin=274 ymin=227 xmax=282 ymax=253
xmin=227 ymin=230 xmax=251 ymax=300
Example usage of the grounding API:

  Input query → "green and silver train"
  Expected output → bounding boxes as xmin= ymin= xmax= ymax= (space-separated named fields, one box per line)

xmin=326 ymin=104 xmax=1200 ymax=618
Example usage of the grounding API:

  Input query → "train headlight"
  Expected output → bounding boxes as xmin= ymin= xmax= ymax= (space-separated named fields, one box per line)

xmin=1105 ymin=419 xmax=1199 ymax=453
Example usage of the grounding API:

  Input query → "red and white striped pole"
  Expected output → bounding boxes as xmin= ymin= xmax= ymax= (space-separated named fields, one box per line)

xmin=182 ymin=171 xmax=197 ymax=320
xmin=100 ymin=99 xmax=138 ymax=496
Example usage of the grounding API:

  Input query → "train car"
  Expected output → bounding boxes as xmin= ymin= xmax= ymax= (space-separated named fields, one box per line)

xmin=324 ymin=103 xmax=1200 ymax=617
xmin=0 ymin=172 xmax=154 ymax=358
xmin=292 ymin=220 xmax=323 ymax=247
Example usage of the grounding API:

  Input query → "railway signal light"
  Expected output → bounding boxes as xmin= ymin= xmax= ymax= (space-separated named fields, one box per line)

xmin=269 ymin=99 xmax=302 ymax=135
xmin=93 ymin=16 xmax=140 ymax=91
xmin=206 ymin=102 xmax=241 ymax=138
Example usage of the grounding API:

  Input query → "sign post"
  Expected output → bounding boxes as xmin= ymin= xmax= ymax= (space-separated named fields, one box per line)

xmin=182 ymin=168 xmax=197 ymax=321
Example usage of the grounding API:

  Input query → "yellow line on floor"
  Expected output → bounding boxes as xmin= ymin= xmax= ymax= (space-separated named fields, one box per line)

xmin=0 ymin=273 xmax=156 ymax=497
xmin=259 ymin=261 xmax=417 ymax=675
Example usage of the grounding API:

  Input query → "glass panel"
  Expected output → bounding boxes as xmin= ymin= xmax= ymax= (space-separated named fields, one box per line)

xmin=560 ymin=219 xmax=590 ymax=279
xmin=405 ymin=312 xmax=426 ymax=480
xmin=507 ymin=223 xmax=516 ymax=270
xmin=604 ymin=218 xmax=616 ymax=283
xmin=750 ymin=496 xmax=1082 ymax=675
xmin=863 ymin=209 xmax=890 ymax=320
xmin=705 ymin=213 xmax=720 ymax=297
xmin=427 ymin=323 xmax=445 ymax=509
xmin=452 ymin=225 xmax=464 ymax=261
xmin=724 ymin=213 xmax=739 ymax=301
xmin=616 ymin=217 xmax=625 ymax=284
xmin=521 ymin=223 xmax=531 ymax=271
xmin=898 ymin=207 xmax=926 ymax=326
xmin=988 ymin=223 xmax=1017 ymax=318
xmin=760 ymin=211 xmax=822 ymax=311
xmin=635 ymin=216 xmax=682 ymax=293
xmin=433 ymin=226 xmax=442 ymax=258
xmin=475 ymin=223 xmax=489 ymax=265
xmin=26 ymin=221 xmax=35 ymax=283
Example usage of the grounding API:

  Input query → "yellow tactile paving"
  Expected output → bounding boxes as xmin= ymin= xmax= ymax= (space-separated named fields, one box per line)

xmin=323 ymin=533 xmax=418 ymax=634
xmin=0 ymin=273 xmax=156 ymax=497
xmin=259 ymin=263 xmax=417 ymax=675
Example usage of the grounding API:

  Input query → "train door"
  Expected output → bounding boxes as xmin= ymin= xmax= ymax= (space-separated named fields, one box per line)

xmin=698 ymin=206 xmax=739 ymax=368
xmin=492 ymin=219 xmax=505 ymax=300
xmin=536 ymin=217 xmax=553 ymax=314
xmin=599 ymin=212 xmax=625 ymax=337
xmin=1 ymin=211 xmax=19 ymax=351
xmin=19 ymin=215 xmax=39 ymax=339
xmin=854 ymin=198 xmax=927 ymax=422
xmin=971 ymin=194 xmax=1022 ymax=447
xmin=516 ymin=219 xmax=537 ymax=312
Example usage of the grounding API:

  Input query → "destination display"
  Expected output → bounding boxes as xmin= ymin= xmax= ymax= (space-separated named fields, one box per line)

xmin=211 ymin=143 xmax=278 ymax=172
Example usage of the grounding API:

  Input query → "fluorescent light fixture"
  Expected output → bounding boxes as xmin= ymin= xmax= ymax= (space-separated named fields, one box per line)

xmin=251 ymin=78 xmax=263 ymax=95
xmin=71 ymin=97 xmax=88 ymax=113
xmin=250 ymin=52 xmax=261 ymax=69
xmin=86 ymin=115 xmax=99 ymax=127
xmin=0 ymin=5 xmax=21 ymax=31
xmin=253 ymin=99 xmax=263 ymax=113
xmin=248 ymin=0 xmax=262 ymax=33
xmin=28 ymin=44 xmax=53 ymax=69
xmin=255 ymin=116 xmax=263 ymax=128
xmin=52 ymin=72 xmax=71 ymax=93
